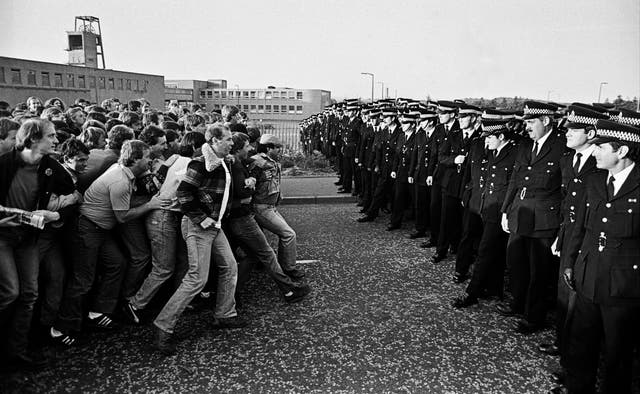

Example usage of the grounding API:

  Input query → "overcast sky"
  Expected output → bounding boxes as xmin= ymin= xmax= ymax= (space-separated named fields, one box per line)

xmin=2 ymin=0 xmax=638 ymax=103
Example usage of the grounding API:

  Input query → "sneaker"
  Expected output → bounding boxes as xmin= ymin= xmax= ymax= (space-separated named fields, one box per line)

xmin=86 ymin=313 xmax=117 ymax=331
xmin=284 ymin=284 xmax=312 ymax=303
xmin=50 ymin=327 xmax=77 ymax=347
xmin=153 ymin=325 xmax=176 ymax=356
xmin=122 ymin=302 xmax=141 ymax=325
xmin=211 ymin=316 xmax=248 ymax=329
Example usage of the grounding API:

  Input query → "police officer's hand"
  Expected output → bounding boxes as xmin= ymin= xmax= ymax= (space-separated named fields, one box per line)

xmin=551 ymin=237 xmax=561 ymax=257
xmin=374 ymin=166 xmax=379 ymax=173
xmin=426 ymin=176 xmax=433 ymax=186
xmin=354 ymin=158 xmax=359 ymax=164
xmin=454 ymin=155 xmax=466 ymax=164
xmin=501 ymin=213 xmax=510 ymax=233
xmin=408 ymin=177 xmax=414 ymax=184
xmin=563 ymin=268 xmax=575 ymax=291
xmin=390 ymin=172 xmax=397 ymax=179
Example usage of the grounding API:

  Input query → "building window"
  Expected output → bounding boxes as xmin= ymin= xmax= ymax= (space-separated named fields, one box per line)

xmin=200 ymin=90 xmax=206 ymax=99
xmin=214 ymin=91 xmax=220 ymax=99
xmin=89 ymin=76 xmax=96 ymax=88
xmin=242 ymin=104 xmax=249 ymax=111
xmin=117 ymin=78 xmax=123 ymax=90
xmin=289 ymin=105 xmax=295 ymax=113
xmin=213 ymin=104 xmax=221 ymax=110
xmin=296 ymin=105 xmax=303 ymax=114
xmin=98 ymin=77 xmax=106 ymax=89
xmin=207 ymin=90 xmax=213 ymax=99
xmin=258 ymin=105 xmax=264 ymax=113
xmin=221 ymin=90 xmax=227 ymax=99
xmin=249 ymin=91 xmax=256 ymax=99
xmin=27 ymin=70 xmax=37 ymax=85
xmin=243 ymin=91 xmax=249 ymax=99
xmin=133 ymin=80 xmax=138 ymax=91
xmin=0 ymin=67 xmax=5 ymax=84
xmin=108 ymin=78 xmax=114 ymax=89
xmin=41 ymin=72 xmax=50 ymax=86
xmin=78 ymin=75 xmax=85 ymax=88
xmin=273 ymin=105 xmax=279 ymax=113
xmin=250 ymin=105 xmax=256 ymax=113
xmin=143 ymin=80 xmax=149 ymax=92
xmin=265 ymin=105 xmax=271 ymax=113
xmin=281 ymin=91 xmax=288 ymax=99
xmin=297 ymin=92 xmax=303 ymax=100
xmin=288 ymin=92 xmax=296 ymax=100
xmin=258 ymin=91 xmax=265 ymax=99
xmin=11 ymin=69 xmax=21 ymax=84
xmin=68 ymin=74 xmax=75 ymax=88
xmin=126 ymin=79 xmax=132 ymax=90
xmin=265 ymin=91 xmax=272 ymax=100
xmin=273 ymin=91 xmax=279 ymax=99
xmin=54 ymin=73 xmax=63 ymax=87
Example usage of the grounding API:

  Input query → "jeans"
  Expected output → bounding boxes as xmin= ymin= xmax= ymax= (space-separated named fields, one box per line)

xmin=253 ymin=204 xmax=298 ymax=272
xmin=118 ymin=217 xmax=152 ymax=299
xmin=56 ymin=216 xmax=126 ymax=333
xmin=0 ymin=234 xmax=39 ymax=357
xmin=154 ymin=217 xmax=237 ymax=333
xmin=226 ymin=213 xmax=297 ymax=294
xmin=37 ymin=231 xmax=67 ymax=326
xmin=130 ymin=210 xmax=182 ymax=310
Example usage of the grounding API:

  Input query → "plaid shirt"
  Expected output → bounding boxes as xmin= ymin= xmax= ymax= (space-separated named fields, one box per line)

xmin=177 ymin=156 xmax=233 ymax=225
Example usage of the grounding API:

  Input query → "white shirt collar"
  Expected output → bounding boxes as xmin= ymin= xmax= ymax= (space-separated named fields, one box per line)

xmin=608 ymin=162 xmax=635 ymax=196
xmin=495 ymin=142 xmax=508 ymax=157
xmin=573 ymin=144 xmax=596 ymax=172
xmin=533 ymin=129 xmax=552 ymax=153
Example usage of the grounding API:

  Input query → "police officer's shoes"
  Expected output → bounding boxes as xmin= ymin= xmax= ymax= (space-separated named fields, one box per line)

xmin=420 ymin=240 xmax=436 ymax=248
xmin=408 ymin=231 xmax=426 ymax=239
xmin=538 ymin=342 xmax=560 ymax=356
xmin=357 ymin=216 xmax=375 ymax=223
xmin=430 ymin=253 xmax=446 ymax=264
xmin=547 ymin=385 xmax=568 ymax=394
xmin=514 ymin=319 xmax=543 ymax=335
xmin=452 ymin=272 xmax=468 ymax=283
xmin=452 ymin=295 xmax=478 ymax=308
xmin=496 ymin=304 xmax=521 ymax=317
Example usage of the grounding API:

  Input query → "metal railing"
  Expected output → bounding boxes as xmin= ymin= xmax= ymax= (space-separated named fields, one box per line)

xmin=252 ymin=121 xmax=301 ymax=152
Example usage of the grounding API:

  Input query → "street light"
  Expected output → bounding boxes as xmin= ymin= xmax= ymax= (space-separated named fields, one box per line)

xmin=361 ymin=72 xmax=374 ymax=103
xmin=598 ymin=82 xmax=608 ymax=102
xmin=376 ymin=81 xmax=384 ymax=100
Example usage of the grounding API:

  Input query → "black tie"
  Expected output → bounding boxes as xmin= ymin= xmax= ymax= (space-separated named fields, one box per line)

xmin=531 ymin=142 xmax=539 ymax=163
xmin=607 ymin=176 xmax=616 ymax=200
xmin=573 ymin=153 xmax=582 ymax=175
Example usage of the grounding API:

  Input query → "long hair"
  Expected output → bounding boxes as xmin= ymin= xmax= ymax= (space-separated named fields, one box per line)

xmin=15 ymin=118 xmax=54 ymax=150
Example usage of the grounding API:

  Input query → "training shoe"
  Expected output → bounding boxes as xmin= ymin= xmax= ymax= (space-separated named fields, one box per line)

xmin=211 ymin=316 xmax=248 ymax=329
xmin=153 ymin=325 xmax=176 ymax=356
xmin=452 ymin=294 xmax=479 ymax=309
xmin=284 ymin=284 xmax=312 ymax=303
xmin=86 ymin=313 xmax=117 ymax=331
xmin=284 ymin=268 xmax=306 ymax=280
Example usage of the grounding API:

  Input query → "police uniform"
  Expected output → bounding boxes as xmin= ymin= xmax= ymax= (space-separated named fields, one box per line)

xmin=500 ymin=101 xmax=568 ymax=330
xmin=562 ymin=120 xmax=640 ymax=394
xmin=410 ymin=109 xmax=439 ymax=238
xmin=389 ymin=111 xmax=419 ymax=230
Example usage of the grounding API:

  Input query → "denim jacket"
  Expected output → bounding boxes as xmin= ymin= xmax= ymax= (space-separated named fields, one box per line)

xmin=248 ymin=153 xmax=281 ymax=206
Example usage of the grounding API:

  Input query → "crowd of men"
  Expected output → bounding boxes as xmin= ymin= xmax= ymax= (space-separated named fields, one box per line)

xmin=299 ymin=98 xmax=640 ymax=394
xmin=0 ymin=96 xmax=312 ymax=370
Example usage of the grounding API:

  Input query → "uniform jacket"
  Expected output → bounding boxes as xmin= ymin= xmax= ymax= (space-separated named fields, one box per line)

xmin=357 ymin=123 xmax=374 ymax=169
xmin=556 ymin=151 xmax=602 ymax=257
xmin=375 ymin=122 xmax=401 ymax=178
xmin=432 ymin=121 xmax=459 ymax=185
xmin=501 ymin=130 xmax=568 ymax=237
xmin=438 ymin=127 xmax=479 ymax=198
xmin=564 ymin=166 xmax=640 ymax=306
xmin=460 ymin=136 xmax=488 ymax=214
xmin=392 ymin=128 xmax=417 ymax=183
xmin=344 ymin=116 xmax=363 ymax=157
xmin=480 ymin=142 xmax=518 ymax=224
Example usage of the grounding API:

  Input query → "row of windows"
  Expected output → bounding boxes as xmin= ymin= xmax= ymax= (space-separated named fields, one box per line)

xmin=200 ymin=90 xmax=304 ymax=100
xmin=0 ymin=66 xmax=149 ymax=92
xmin=210 ymin=103 xmax=304 ymax=114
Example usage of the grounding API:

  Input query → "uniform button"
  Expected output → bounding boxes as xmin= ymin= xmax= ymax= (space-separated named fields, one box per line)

xmin=492 ymin=174 xmax=496 ymax=177
xmin=492 ymin=166 xmax=496 ymax=169
xmin=527 ymin=166 xmax=532 ymax=170
xmin=489 ymin=191 xmax=493 ymax=194
xmin=606 ymin=203 xmax=611 ymax=208
xmin=634 ymin=265 xmax=638 ymax=270
xmin=629 ymin=209 xmax=633 ymax=213
xmin=570 ymin=206 xmax=575 ymax=210
xmin=572 ymin=192 xmax=577 ymax=196
xmin=524 ymin=176 xmax=529 ymax=180
xmin=602 ymin=217 xmax=608 ymax=223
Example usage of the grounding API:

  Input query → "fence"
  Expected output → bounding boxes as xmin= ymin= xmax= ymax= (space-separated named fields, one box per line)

xmin=251 ymin=121 xmax=302 ymax=153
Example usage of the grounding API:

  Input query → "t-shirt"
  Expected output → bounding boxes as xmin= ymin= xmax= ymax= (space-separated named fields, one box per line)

xmin=77 ymin=149 xmax=119 ymax=193
xmin=80 ymin=164 xmax=134 ymax=230
xmin=155 ymin=155 xmax=191 ymax=211
xmin=6 ymin=163 xmax=39 ymax=211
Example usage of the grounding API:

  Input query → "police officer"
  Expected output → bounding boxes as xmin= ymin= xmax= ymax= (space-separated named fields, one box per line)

xmin=338 ymin=101 xmax=361 ymax=194
xmin=560 ymin=119 xmax=640 ymax=394
xmin=358 ymin=107 xmax=380 ymax=211
xmin=497 ymin=101 xmax=567 ymax=334
xmin=453 ymin=117 xmax=518 ymax=308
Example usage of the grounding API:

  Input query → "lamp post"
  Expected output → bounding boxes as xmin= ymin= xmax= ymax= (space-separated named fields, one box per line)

xmin=547 ymin=90 xmax=553 ymax=101
xmin=598 ymin=82 xmax=608 ymax=103
xmin=377 ymin=81 xmax=384 ymax=100
xmin=361 ymin=72 xmax=374 ymax=103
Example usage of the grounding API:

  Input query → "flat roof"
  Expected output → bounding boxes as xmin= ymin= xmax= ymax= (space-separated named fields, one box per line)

xmin=0 ymin=56 xmax=163 ymax=78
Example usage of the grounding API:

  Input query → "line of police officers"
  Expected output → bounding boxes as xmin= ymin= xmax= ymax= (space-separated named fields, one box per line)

xmin=300 ymin=99 xmax=640 ymax=394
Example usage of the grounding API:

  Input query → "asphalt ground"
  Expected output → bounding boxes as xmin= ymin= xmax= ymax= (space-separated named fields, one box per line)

xmin=2 ymin=202 xmax=638 ymax=393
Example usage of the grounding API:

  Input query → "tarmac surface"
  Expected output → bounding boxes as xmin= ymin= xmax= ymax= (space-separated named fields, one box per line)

xmin=2 ymin=178 xmax=637 ymax=393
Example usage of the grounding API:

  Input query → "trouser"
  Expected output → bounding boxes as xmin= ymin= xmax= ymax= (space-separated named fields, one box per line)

xmin=37 ymin=231 xmax=66 ymax=327
xmin=0 ymin=234 xmax=39 ymax=358
xmin=154 ymin=218 xmax=237 ymax=334
xmin=414 ymin=184 xmax=430 ymax=234
xmin=252 ymin=204 xmax=298 ymax=272
xmin=466 ymin=220 xmax=508 ymax=298
xmin=436 ymin=193 xmax=462 ymax=256
xmin=336 ymin=144 xmax=344 ymax=181
xmin=56 ymin=216 xmax=126 ymax=333
xmin=366 ymin=174 xmax=393 ymax=218
xmin=428 ymin=183 xmax=443 ymax=243
xmin=354 ymin=161 xmax=362 ymax=196
xmin=226 ymin=213 xmax=298 ymax=294
xmin=342 ymin=155 xmax=354 ymax=192
xmin=118 ymin=217 xmax=152 ymax=299
xmin=130 ymin=210 xmax=186 ymax=310
xmin=565 ymin=292 xmax=640 ymax=394
xmin=390 ymin=181 xmax=412 ymax=227
xmin=454 ymin=208 xmax=483 ymax=276
xmin=361 ymin=169 xmax=373 ymax=208
xmin=506 ymin=233 xmax=557 ymax=325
